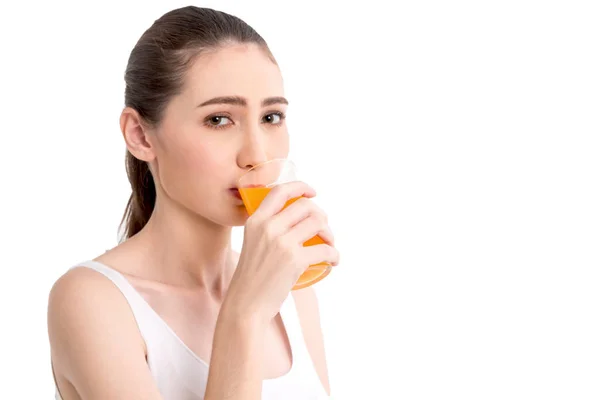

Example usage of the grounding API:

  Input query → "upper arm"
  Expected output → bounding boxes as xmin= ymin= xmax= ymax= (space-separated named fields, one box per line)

xmin=292 ymin=287 xmax=330 ymax=395
xmin=47 ymin=267 xmax=162 ymax=400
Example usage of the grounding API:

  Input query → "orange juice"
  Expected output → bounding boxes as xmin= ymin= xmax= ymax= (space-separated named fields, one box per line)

xmin=238 ymin=186 xmax=332 ymax=290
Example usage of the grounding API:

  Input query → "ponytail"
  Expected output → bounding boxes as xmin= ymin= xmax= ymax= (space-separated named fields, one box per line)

xmin=120 ymin=151 xmax=156 ymax=240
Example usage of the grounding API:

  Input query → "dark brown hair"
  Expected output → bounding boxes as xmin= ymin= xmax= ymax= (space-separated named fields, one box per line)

xmin=119 ymin=6 xmax=274 ymax=240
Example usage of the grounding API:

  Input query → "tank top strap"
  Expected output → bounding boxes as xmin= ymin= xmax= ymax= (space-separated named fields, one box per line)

xmin=276 ymin=293 xmax=329 ymax=398
xmin=279 ymin=293 xmax=314 ymax=367
xmin=70 ymin=260 xmax=157 ymax=343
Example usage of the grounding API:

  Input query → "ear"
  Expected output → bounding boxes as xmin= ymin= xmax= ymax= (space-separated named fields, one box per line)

xmin=120 ymin=107 xmax=156 ymax=162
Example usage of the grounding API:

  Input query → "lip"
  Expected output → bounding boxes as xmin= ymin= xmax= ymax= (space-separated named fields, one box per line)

xmin=229 ymin=188 xmax=242 ymax=200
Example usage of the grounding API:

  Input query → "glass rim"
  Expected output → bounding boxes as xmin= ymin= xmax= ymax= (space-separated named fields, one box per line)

xmin=236 ymin=158 xmax=297 ymax=185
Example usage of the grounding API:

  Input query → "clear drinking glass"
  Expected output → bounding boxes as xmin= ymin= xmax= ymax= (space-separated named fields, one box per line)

xmin=237 ymin=158 xmax=332 ymax=290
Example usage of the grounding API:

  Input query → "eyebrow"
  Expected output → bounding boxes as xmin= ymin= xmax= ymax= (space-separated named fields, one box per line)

xmin=198 ymin=96 xmax=288 ymax=108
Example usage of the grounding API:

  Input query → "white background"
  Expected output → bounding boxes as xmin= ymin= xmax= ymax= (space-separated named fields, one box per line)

xmin=1 ymin=0 xmax=599 ymax=398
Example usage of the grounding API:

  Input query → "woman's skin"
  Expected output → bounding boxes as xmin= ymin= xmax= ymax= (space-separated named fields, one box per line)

xmin=47 ymin=43 xmax=340 ymax=400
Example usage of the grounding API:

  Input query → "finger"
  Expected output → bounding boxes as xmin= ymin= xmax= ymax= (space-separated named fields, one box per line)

xmin=253 ymin=181 xmax=316 ymax=219
xmin=272 ymin=197 xmax=323 ymax=230
xmin=287 ymin=214 xmax=334 ymax=246
xmin=301 ymin=244 xmax=340 ymax=267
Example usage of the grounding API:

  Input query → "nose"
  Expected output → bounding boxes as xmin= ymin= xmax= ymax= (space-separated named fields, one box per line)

xmin=236 ymin=125 xmax=268 ymax=170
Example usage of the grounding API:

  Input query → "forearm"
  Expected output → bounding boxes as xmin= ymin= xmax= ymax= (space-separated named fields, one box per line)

xmin=204 ymin=303 xmax=265 ymax=400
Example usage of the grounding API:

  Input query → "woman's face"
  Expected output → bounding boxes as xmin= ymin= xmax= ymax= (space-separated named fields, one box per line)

xmin=150 ymin=43 xmax=289 ymax=226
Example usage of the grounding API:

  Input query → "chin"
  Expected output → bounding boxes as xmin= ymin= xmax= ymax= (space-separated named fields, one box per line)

xmin=228 ymin=207 xmax=250 ymax=227
xmin=205 ymin=205 xmax=249 ymax=227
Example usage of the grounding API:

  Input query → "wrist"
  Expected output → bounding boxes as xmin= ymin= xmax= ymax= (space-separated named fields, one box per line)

xmin=219 ymin=296 xmax=267 ymax=333
xmin=206 ymin=295 xmax=266 ymax=399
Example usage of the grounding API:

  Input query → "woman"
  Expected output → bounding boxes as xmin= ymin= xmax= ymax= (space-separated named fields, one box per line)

xmin=47 ymin=6 xmax=339 ymax=400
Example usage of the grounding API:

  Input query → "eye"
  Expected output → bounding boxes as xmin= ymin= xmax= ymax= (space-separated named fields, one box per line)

xmin=206 ymin=115 xmax=233 ymax=128
xmin=262 ymin=112 xmax=286 ymax=125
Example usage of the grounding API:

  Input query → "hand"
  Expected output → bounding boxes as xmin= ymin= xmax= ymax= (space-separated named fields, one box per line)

xmin=223 ymin=181 xmax=339 ymax=325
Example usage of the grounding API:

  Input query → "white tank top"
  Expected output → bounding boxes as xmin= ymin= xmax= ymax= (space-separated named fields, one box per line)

xmin=54 ymin=260 xmax=329 ymax=400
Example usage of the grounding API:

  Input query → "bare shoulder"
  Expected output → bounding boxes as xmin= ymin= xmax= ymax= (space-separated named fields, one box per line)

xmin=47 ymin=267 xmax=160 ymax=399
xmin=49 ymin=266 xmax=124 ymax=304
xmin=47 ymin=267 xmax=137 ymax=338
xmin=48 ymin=266 xmax=142 ymax=336
xmin=291 ymin=287 xmax=330 ymax=395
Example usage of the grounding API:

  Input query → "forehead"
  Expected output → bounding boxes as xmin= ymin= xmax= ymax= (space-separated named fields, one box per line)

xmin=183 ymin=44 xmax=284 ymax=103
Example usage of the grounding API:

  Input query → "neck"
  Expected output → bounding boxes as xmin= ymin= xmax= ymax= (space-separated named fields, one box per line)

xmin=133 ymin=195 xmax=236 ymax=293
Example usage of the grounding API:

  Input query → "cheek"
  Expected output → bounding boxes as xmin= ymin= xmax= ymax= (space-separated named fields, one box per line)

xmin=185 ymin=142 xmax=214 ymax=168
xmin=173 ymin=141 xmax=230 ymax=184
xmin=154 ymin=131 xmax=228 ymax=193
xmin=270 ymin=130 xmax=290 ymax=158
